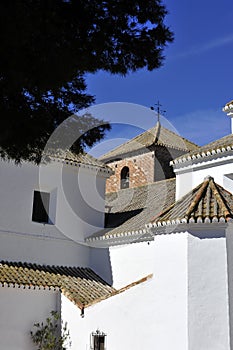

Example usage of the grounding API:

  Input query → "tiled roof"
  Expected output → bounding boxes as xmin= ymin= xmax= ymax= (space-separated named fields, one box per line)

xmin=171 ymin=134 xmax=233 ymax=166
xmin=86 ymin=178 xmax=176 ymax=243
xmin=0 ymin=261 xmax=115 ymax=309
xmin=223 ymin=100 xmax=233 ymax=113
xmin=149 ymin=176 xmax=233 ymax=227
xmin=99 ymin=122 xmax=198 ymax=162
xmin=0 ymin=261 xmax=152 ymax=309
xmin=43 ymin=151 xmax=113 ymax=173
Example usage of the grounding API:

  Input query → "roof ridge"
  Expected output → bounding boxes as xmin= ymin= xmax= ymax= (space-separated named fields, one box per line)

xmin=209 ymin=179 xmax=232 ymax=219
xmin=100 ymin=122 xmax=198 ymax=161
xmin=157 ymin=124 xmax=198 ymax=147
xmin=147 ymin=122 xmax=198 ymax=147
xmin=154 ymin=121 xmax=161 ymax=143
xmin=99 ymin=123 xmax=159 ymax=160
xmin=184 ymin=177 xmax=210 ymax=218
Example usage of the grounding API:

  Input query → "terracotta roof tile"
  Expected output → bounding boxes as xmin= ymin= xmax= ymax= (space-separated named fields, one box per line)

xmin=150 ymin=176 xmax=233 ymax=226
xmin=0 ymin=261 xmax=115 ymax=309
xmin=99 ymin=122 xmax=198 ymax=162
xmin=0 ymin=261 xmax=152 ymax=309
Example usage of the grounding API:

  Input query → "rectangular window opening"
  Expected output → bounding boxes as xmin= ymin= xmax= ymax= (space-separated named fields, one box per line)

xmin=32 ymin=191 xmax=50 ymax=223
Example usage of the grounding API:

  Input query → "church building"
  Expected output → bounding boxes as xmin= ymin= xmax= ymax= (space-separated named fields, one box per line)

xmin=100 ymin=121 xmax=198 ymax=192
xmin=1 ymin=101 xmax=233 ymax=350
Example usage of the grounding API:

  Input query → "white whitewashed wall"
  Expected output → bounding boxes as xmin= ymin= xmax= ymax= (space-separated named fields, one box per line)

xmin=0 ymin=159 xmax=107 ymax=266
xmin=0 ymin=286 xmax=59 ymax=350
xmin=62 ymin=233 xmax=188 ymax=350
xmin=64 ymin=227 xmax=233 ymax=350
xmin=174 ymin=155 xmax=233 ymax=200
xmin=188 ymin=228 xmax=230 ymax=350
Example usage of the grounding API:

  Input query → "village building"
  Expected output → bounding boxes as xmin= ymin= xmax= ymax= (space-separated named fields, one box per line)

xmin=1 ymin=101 xmax=233 ymax=349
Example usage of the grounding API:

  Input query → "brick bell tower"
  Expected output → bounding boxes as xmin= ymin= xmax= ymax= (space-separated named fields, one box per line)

xmin=99 ymin=120 xmax=198 ymax=194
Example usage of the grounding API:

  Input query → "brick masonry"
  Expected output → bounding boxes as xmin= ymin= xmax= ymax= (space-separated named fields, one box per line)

xmin=105 ymin=146 xmax=187 ymax=193
xmin=106 ymin=151 xmax=154 ymax=193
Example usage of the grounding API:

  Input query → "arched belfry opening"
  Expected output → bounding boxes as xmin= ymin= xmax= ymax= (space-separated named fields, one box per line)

xmin=120 ymin=166 xmax=129 ymax=189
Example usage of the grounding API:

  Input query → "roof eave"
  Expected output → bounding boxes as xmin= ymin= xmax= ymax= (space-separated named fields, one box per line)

xmin=46 ymin=156 xmax=114 ymax=177
xmin=85 ymin=229 xmax=154 ymax=247
xmin=171 ymin=148 xmax=233 ymax=170
xmin=147 ymin=221 xmax=229 ymax=235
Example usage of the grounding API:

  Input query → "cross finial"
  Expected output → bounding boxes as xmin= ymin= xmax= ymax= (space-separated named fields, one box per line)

xmin=150 ymin=101 xmax=166 ymax=123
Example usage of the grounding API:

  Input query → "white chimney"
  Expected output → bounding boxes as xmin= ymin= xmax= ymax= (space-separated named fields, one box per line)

xmin=223 ymin=100 xmax=233 ymax=133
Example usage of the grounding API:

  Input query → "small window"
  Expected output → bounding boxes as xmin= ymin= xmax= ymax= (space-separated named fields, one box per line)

xmin=120 ymin=166 xmax=129 ymax=189
xmin=91 ymin=330 xmax=106 ymax=350
xmin=32 ymin=191 xmax=50 ymax=223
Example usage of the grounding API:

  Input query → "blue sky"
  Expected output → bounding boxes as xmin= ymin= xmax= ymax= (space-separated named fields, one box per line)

xmin=85 ymin=0 xmax=233 ymax=156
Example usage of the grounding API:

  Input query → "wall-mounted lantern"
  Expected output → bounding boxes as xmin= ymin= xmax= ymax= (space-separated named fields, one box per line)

xmin=90 ymin=329 xmax=107 ymax=350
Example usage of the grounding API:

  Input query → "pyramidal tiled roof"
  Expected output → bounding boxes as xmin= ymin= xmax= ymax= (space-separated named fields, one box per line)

xmin=100 ymin=122 xmax=198 ymax=162
xmin=149 ymin=176 xmax=233 ymax=227
xmin=0 ymin=261 xmax=115 ymax=309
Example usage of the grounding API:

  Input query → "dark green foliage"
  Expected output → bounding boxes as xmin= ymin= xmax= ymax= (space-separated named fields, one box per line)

xmin=0 ymin=1 xmax=173 ymax=163
xmin=30 ymin=311 xmax=71 ymax=350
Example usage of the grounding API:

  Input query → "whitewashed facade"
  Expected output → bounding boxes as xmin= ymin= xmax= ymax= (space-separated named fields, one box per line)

xmin=1 ymin=103 xmax=233 ymax=349
xmin=0 ymin=156 xmax=112 ymax=350
xmin=0 ymin=287 xmax=59 ymax=350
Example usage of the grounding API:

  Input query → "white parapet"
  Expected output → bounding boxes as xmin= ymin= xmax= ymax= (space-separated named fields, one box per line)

xmin=223 ymin=100 xmax=233 ymax=133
